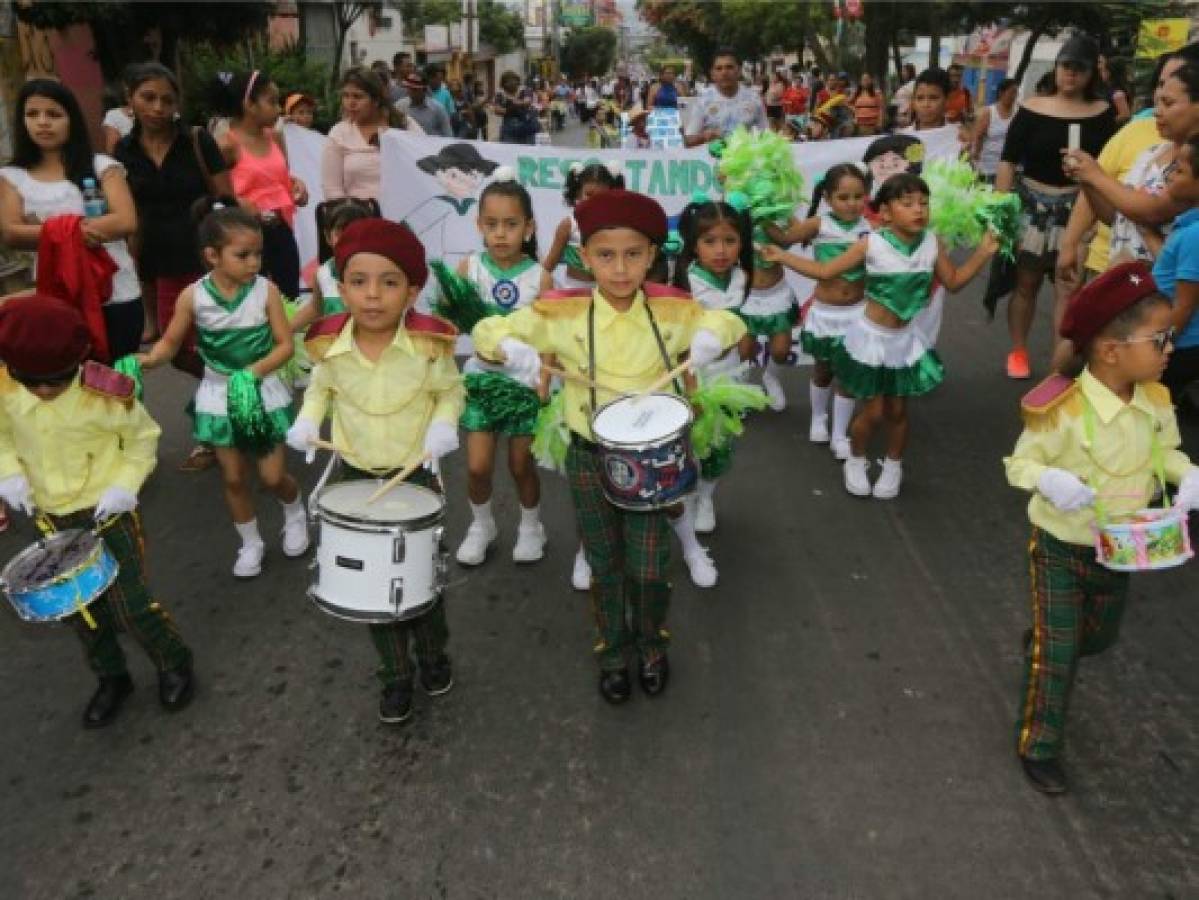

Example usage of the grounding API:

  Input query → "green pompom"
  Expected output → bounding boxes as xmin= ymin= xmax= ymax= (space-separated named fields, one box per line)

xmin=717 ymin=127 xmax=806 ymax=226
xmin=227 ymin=369 xmax=280 ymax=455
xmin=112 ymin=355 xmax=143 ymax=401
xmin=532 ymin=390 xmax=570 ymax=475
xmin=690 ymin=368 xmax=768 ymax=460
xmin=925 ymin=156 xmax=1021 ymax=260
xmin=431 ymin=260 xmax=495 ymax=333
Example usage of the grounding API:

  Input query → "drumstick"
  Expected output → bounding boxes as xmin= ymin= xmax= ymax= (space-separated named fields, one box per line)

xmin=634 ymin=360 xmax=692 ymax=401
xmin=366 ymin=452 xmax=433 ymax=504
xmin=541 ymin=364 xmax=625 ymax=395
xmin=310 ymin=437 xmax=339 ymax=452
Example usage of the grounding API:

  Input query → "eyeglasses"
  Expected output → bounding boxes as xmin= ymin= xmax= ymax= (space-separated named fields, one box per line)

xmin=1122 ymin=327 xmax=1176 ymax=353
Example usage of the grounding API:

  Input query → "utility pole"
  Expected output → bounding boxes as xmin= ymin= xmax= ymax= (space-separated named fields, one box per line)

xmin=550 ymin=0 xmax=561 ymax=77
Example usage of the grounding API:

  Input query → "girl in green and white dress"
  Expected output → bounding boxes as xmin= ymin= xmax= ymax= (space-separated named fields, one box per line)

xmin=763 ymin=173 xmax=997 ymax=500
xmin=142 ymin=199 xmax=306 ymax=578
xmin=290 ymin=199 xmax=376 ymax=333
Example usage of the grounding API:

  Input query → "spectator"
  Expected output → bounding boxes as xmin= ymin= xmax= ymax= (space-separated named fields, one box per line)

xmin=683 ymin=47 xmax=768 ymax=147
xmin=399 ymin=73 xmax=453 ymax=137
xmin=945 ymin=63 xmax=972 ymax=123
xmin=971 ymin=78 xmax=1019 ymax=182
xmin=765 ymin=71 xmax=787 ymax=126
xmin=323 ymin=67 xmax=420 ymax=203
xmin=428 ymin=66 xmax=457 ymax=118
xmin=1098 ymin=54 xmax=1132 ymax=125
xmin=851 ymin=72 xmax=884 ymax=135
xmin=892 ymin=63 xmax=917 ymax=127
xmin=283 ymin=93 xmax=316 ymax=130
xmin=647 ymin=65 xmax=679 ymax=109
xmin=390 ymin=51 xmax=414 ymax=103
xmin=493 ymin=70 xmax=539 ymax=144
xmin=101 ymin=66 xmax=135 ymax=155
xmin=781 ymin=73 xmax=809 ymax=116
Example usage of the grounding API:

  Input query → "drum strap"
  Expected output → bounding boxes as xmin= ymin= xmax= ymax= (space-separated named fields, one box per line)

xmin=1081 ymin=394 xmax=1169 ymax=524
xmin=585 ymin=297 xmax=681 ymax=416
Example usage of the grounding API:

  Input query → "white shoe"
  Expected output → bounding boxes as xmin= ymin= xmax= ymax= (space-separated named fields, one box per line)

xmin=281 ymin=514 xmax=310 ymax=558
xmin=683 ymin=547 xmax=718 ymax=588
xmin=512 ymin=521 xmax=547 ymax=563
xmin=830 ymin=437 xmax=851 ymax=461
xmin=809 ymin=415 xmax=830 ymax=444
xmin=572 ymin=547 xmax=591 ymax=591
xmin=455 ymin=519 xmax=497 ymax=566
xmin=694 ymin=494 xmax=716 ymax=534
xmin=872 ymin=459 xmax=903 ymax=500
xmin=233 ymin=543 xmax=264 ymax=578
xmin=843 ymin=457 xmax=872 ymax=497
xmin=762 ymin=369 xmax=787 ymax=411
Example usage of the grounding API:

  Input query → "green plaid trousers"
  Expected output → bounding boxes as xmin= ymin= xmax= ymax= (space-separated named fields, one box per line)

xmin=566 ymin=438 xmax=672 ymax=671
xmin=339 ymin=464 xmax=450 ymax=688
xmin=1017 ymin=527 xmax=1129 ymax=761
xmin=40 ymin=509 xmax=192 ymax=679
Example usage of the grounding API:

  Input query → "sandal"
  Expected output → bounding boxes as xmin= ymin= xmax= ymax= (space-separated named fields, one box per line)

xmin=178 ymin=445 xmax=216 ymax=472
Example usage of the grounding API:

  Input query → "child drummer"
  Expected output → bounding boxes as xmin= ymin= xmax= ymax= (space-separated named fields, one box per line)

xmin=1004 ymin=261 xmax=1199 ymax=795
xmin=0 ymin=295 xmax=194 ymax=728
xmin=286 ymin=219 xmax=464 ymax=725
xmin=472 ymin=190 xmax=746 ymax=703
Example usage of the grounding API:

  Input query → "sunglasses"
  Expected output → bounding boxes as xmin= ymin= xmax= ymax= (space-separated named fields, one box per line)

xmin=1121 ymin=326 xmax=1176 ymax=353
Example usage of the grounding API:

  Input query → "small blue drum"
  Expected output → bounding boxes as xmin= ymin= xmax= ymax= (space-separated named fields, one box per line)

xmin=591 ymin=393 xmax=698 ymax=511
xmin=1 ymin=529 xmax=118 ymax=623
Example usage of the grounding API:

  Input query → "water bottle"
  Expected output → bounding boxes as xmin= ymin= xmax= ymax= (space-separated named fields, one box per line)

xmin=82 ymin=178 xmax=106 ymax=218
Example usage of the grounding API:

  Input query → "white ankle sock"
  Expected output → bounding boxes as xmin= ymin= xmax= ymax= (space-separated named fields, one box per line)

xmin=519 ymin=504 xmax=541 ymax=528
xmin=809 ymin=382 xmax=831 ymax=420
xmin=235 ymin=518 xmax=263 ymax=547
xmin=670 ymin=501 xmax=702 ymax=555
xmin=832 ymin=394 xmax=856 ymax=442
xmin=280 ymin=495 xmax=305 ymax=523
xmin=699 ymin=478 xmax=718 ymax=501
xmin=470 ymin=500 xmax=494 ymax=525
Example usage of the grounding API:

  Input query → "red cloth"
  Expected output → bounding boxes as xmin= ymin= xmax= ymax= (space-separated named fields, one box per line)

xmin=35 ymin=214 xmax=117 ymax=362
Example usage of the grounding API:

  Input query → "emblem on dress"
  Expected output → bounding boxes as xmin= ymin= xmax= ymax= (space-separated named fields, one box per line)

xmin=492 ymin=279 xmax=519 ymax=308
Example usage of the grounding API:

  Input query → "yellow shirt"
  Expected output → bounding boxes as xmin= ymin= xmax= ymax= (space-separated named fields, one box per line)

xmin=0 ymin=369 xmax=160 ymax=515
xmin=1004 ymin=368 xmax=1192 ymax=546
xmin=1084 ymin=117 xmax=1160 ymax=274
xmin=472 ymin=287 xmax=747 ymax=440
xmin=297 ymin=318 xmax=465 ymax=473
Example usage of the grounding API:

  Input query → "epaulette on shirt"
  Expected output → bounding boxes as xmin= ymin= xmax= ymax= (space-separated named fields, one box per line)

xmin=533 ymin=287 xmax=591 ymax=317
xmin=644 ymin=282 xmax=698 ymax=323
xmin=304 ymin=312 xmax=351 ymax=364
xmin=1020 ymin=374 xmax=1081 ymax=431
xmin=80 ymin=360 xmax=136 ymax=406
xmin=405 ymin=309 xmax=458 ymax=358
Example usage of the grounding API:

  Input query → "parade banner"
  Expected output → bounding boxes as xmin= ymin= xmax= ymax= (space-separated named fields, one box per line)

xmin=281 ymin=122 xmax=327 ymax=276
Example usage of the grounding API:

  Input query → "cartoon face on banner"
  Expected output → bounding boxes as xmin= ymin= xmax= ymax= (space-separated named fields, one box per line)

xmin=861 ymin=134 xmax=926 ymax=196
xmin=403 ymin=142 xmax=501 ymax=265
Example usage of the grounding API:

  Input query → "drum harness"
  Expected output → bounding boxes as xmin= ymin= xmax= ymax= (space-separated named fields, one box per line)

xmin=1079 ymin=393 xmax=1170 ymax=526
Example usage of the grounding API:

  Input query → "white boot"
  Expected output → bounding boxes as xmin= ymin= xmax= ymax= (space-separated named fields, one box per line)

xmin=571 ymin=545 xmax=592 ymax=591
xmin=280 ymin=496 xmax=309 ymax=558
xmin=456 ymin=502 xmax=498 ymax=566
xmin=694 ymin=493 xmax=717 ymax=534
xmin=830 ymin=437 xmax=851 ymax=461
xmin=762 ymin=360 xmax=787 ymax=412
xmin=512 ymin=506 xmax=547 ymax=563
xmin=808 ymin=382 xmax=831 ymax=443
xmin=233 ymin=519 xmax=264 ymax=578
xmin=872 ymin=458 xmax=904 ymax=500
xmin=843 ymin=456 xmax=872 ymax=497
xmin=683 ymin=546 xmax=718 ymax=588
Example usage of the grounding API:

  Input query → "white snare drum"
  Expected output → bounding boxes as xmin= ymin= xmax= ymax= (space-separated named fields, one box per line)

xmin=309 ymin=481 xmax=448 ymax=622
xmin=590 ymin=392 xmax=697 ymax=511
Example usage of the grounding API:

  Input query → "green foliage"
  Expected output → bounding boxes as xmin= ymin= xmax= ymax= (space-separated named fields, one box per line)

xmin=479 ymin=0 xmax=525 ymax=54
xmin=179 ymin=40 xmax=336 ymax=131
xmin=560 ymin=26 xmax=618 ymax=78
xmin=397 ymin=0 xmax=462 ymax=28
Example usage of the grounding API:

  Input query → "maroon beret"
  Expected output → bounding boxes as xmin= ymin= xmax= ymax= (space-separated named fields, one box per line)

xmin=575 ymin=189 xmax=668 ymax=244
xmin=0 ymin=294 xmax=91 ymax=379
xmin=1060 ymin=260 xmax=1160 ymax=347
xmin=335 ymin=218 xmax=428 ymax=288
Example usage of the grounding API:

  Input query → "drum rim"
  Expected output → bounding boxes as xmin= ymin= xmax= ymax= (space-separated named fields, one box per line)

xmin=601 ymin=481 xmax=697 ymax=511
xmin=1 ymin=529 xmax=105 ymax=592
xmin=315 ymin=481 xmax=446 ymax=531
xmin=306 ymin=587 xmax=437 ymax=623
xmin=6 ymin=560 xmax=116 ymax=622
xmin=591 ymin=392 xmax=694 ymax=450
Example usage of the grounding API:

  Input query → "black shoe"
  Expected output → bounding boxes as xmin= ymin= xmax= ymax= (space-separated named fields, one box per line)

xmin=598 ymin=668 xmax=632 ymax=705
xmin=1021 ymin=756 xmax=1068 ymax=795
xmin=419 ymin=655 xmax=454 ymax=697
xmin=378 ymin=681 xmax=414 ymax=724
xmin=638 ymin=655 xmax=670 ymax=696
xmin=158 ymin=664 xmax=194 ymax=711
xmin=83 ymin=674 xmax=134 ymax=729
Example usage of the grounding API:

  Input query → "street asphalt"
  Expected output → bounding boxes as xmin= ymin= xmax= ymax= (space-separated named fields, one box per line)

xmin=1 ymin=123 xmax=1197 ymax=899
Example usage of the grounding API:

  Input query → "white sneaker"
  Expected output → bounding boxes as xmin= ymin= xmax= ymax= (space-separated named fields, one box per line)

xmin=683 ymin=547 xmax=718 ymax=588
xmin=809 ymin=414 xmax=830 ymax=443
xmin=872 ymin=459 xmax=903 ymax=500
xmin=455 ymin=519 xmax=497 ymax=566
xmin=512 ymin=521 xmax=547 ymax=563
xmin=571 ymin=547 xmax=591 ymax=591
xmin=830 ymin=437 xmax=851 ymax=461
xmin=694 ymin=494 xmax=716 ymax=534
xmin=233 ymin=543 xmax=264 ymax=579
xmin=843 ymin=457 xmax=872 ymax=497
xmin=762 ymin=369 xmax=787 ymax=412
xmin=281 ymin=514 xmax=310 ymax=558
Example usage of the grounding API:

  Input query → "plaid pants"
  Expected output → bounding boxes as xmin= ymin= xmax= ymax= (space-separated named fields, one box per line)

xmin=339 ymin=464 xmax=450 ymax=687
xmin=567 ymin=439 xmax=671 ymax=671
xmin=40 ymin=509 xmax=192 ymax=678
xmin=1017 ymin=527 xmax=1129 ymax=761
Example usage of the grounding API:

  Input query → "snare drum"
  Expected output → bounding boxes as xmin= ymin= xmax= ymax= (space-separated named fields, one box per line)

xmin=309 ymin=480 xmax=448 ymax=622
xmin=591 ymin=392 xmax=698 ymax=511
xmin=1 ymin=529 xmax=118 ymax=623
xmin=1094 ymin=507 xmax=1194 ymax=572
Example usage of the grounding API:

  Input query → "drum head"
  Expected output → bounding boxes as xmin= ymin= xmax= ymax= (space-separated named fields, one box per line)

xmin=3 ymin=529 xmax=98 ymax=591
xmin=592 ymin=393 xmax=691 ymax=445
xmin=317 ymin=481 xmax=443 ymax=523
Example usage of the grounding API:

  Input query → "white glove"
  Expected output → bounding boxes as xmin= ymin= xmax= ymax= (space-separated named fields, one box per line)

xmin=286 ymin=418 xmax=321 ymax=464
xmin=1176 ymin=468 xmax=1199 ymax=511
xmin=498 ymin=338 xmax=542 ymax=385
xmin=94 ymin=486 xmax=138 ymax=522
xmin=423 ymin=421 xmax=459 ymax=459
xmin=688 ymin=329 xmax=724 ymax=369
xmin=0 ymin=474 xmax=34 ymax=516
xmin=1037 ymin=468 xmax=1096 ymax=512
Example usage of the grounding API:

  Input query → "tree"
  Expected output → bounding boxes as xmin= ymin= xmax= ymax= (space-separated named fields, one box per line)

xmin=479 ymin=0 xmax=524 ymax=54
xmin=330 ymin=1 xmax=381 ymax=83
xmin=560 ymin=27 xmax=618 ymax=79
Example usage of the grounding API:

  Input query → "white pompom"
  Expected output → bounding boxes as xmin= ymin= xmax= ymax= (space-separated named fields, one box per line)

xmin=569 ymin=161 xmax=585 ymax=175
xmin=605 ymin=159 xmax=623 ymax=178
xmin=492 ymin=166 xmax=516 ymax=183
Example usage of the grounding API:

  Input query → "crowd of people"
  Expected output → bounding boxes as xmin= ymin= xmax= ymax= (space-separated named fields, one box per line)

xmin=2 ymin=30 xmax=1199 ymax=798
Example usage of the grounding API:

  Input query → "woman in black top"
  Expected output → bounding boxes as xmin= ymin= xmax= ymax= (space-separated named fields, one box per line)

xmin=995 ymin=35 xmax=1116 ymax=379
xmin=115 ymin=62 xmax=232 ymax=470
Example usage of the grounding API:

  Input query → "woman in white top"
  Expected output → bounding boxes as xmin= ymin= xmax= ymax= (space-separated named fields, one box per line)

xmin=971 ymin=78 xmax=1018 ymax=181
xmin=0 ymin=79 xmax=141 ymax=359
